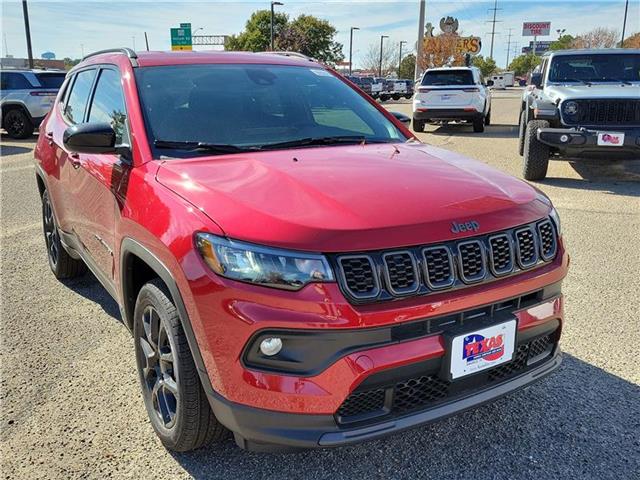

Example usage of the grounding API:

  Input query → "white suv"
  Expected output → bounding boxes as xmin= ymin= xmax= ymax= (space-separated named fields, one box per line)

xmin=412 ymin=66 xmax=491 ymax=133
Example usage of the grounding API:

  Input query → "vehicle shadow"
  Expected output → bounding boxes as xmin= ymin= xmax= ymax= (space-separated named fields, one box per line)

xmin=61 ymin=271 xmax=122 ymax=322
xmin=541 ymin=158 xmax=640 ymax=196
xmin=1 ymin=144 xmax=33 ymax=156
xmin=170 ymin=354 xmax=640 ymax=480
xmin=429 ymin=123 xmax=518 ymax=139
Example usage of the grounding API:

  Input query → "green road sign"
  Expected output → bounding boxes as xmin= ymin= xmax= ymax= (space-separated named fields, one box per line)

xmin=171 ymin=25 xmax=192 ymax=51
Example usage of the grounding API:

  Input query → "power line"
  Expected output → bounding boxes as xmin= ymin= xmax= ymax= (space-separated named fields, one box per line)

xmin=486 ymin=0 xmax=502 ymax=59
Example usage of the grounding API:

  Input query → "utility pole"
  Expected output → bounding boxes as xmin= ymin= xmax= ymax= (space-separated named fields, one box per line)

xmin=144 ymin=32 xmax=150 ymax=51
xmin=21 ymin=0 xmax=34 ymax=68
xmin=398 ymin=40 xmax=407 ymax=75
xmin=132 ymin=36 xmax=136 ymax=50
xmin=487 ymin=0 xmax=502 ymax=59
xmin=379 ymin=35 xmax=389 ymax=77
xmin=505 ymin=28 xmax=513 ymax=69
xmin=621 ymin=0 xmax=629 ymax=46
xmin=415 ymin=0 xmax=425 ymax=80
xmin=270 ymin=1 xmax=283 ymax=51
xmin=349 ymin=27 xmax=359 ymax=75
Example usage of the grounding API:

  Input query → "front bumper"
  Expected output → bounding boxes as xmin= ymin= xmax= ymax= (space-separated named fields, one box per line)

xmin=537 ymin=126 xmax=640 ymax=157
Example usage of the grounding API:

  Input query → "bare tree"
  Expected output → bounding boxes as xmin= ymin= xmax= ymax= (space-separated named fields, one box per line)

xmin=361 ymin=41 xmax=398 ymax=75
xmin=572 ymin=27 xmax=619 ymax=49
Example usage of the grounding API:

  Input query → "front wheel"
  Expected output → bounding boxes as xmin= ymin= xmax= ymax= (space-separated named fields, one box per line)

xmin=134 ymin=279 xmax=228 ymax=451
xmin=522 ymin=120 xmax=550 ymax=181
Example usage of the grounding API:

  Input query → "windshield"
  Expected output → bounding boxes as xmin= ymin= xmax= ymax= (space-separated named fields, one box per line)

xmin=422 ymin=70 xmax=474 ymax=86
xmin=135 ymin=64 xmax=405 ymax=157
xmin=34 ymin=73 xmax=66 ymax=89
xmin=548 ymin=54 xmax=640 ymax=83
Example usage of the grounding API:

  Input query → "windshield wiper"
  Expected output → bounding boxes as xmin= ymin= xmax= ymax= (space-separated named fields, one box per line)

xmin=599 ymin=77 xmax=632 ymax=85
xmin=256 ymin=136 xmax=387 ymax=150
xmin=154 ymin=140 xmax=250 ymax=154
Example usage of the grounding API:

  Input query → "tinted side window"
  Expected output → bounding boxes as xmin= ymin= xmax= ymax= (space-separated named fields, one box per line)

xmin=34 ymin=73 xmax=66 ymax=89
xmin=64 ymin=69 xmax=96 ymax=124
xmin=88 ymin=69 xmax=129 ymax=145
xmin=1 ymin=72 xmax=33 ymax=90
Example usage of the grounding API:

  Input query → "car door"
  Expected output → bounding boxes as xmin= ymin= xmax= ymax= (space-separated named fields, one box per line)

xmin=67 ymin=66 xmax=131 ymax=285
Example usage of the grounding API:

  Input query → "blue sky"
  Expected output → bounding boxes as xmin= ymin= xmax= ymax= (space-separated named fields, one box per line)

xmin=2 ymin=0 xmax=638 ymax=69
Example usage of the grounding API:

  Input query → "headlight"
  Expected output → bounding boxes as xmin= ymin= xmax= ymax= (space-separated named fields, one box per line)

xmin=195 ymin=233 xmax=334 ymax=290
xmin=563 ymin=101 xmax=578 ymax=116
xmin=549 ymin=207 xmax=562 ymax=237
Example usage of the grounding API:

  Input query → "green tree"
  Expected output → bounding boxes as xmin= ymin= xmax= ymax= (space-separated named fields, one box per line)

xmin=277 ymin=15 xmax=343 ymax=64
xmin=550 ymin=34 xmax=575 ymax=51
xmin=398 ymin=53 xmax=416 ymax=79
xmin=508 ymin=54 xmax=541 ymax=76
xmin=472 ymin=55 xmax=496 ymax=78
xmin=62 ymin=57 xmax=81 ymax=70
xmin=224 ymin=10 xmax=343 ymax=65
xmin=224 ymin=10 xmax=289 ymax=52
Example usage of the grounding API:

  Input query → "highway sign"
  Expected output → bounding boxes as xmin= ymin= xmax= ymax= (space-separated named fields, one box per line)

xmin=171 ymin=25 xmax=192 ymax=51
xmin=523 ymin=22 xmax=551 ymax=36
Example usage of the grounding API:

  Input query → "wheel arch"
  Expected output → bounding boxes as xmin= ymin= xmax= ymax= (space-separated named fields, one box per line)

xmin=1 ymin=102 xmax=33 ymax=126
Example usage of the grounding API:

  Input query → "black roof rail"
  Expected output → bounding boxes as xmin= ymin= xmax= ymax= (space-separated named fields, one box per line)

xmin=82 ymin=48 xmax=138 ymax=63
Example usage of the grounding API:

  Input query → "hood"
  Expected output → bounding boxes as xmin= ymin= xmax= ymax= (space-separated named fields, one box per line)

xmin=545 ymin=83 xmax=640 ymax=102
xmin=156 ymin=143 xmax=550 ymax=252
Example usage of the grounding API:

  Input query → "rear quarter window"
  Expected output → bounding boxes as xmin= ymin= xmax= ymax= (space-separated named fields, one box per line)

xmin=34 ymin=73 xmax=66 ymax=89
xmin=0 ymin=72 xmax=33 ymax=90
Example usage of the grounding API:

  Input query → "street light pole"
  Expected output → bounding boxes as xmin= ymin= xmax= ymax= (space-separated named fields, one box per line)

xmin=349 ymin=27 xmax=359 ymax=75
xmin=415 ymin=0 xmax=425 ymax=80
xmin=379 ymin=35 xmax=388 ymax=77
xmin=621 ymin=0 xmax=629 ymax=46
xmin=21 ymin=0 xmax=34 ymax=68
xmin=270 ymin=1 xmax=283 ymax=51
xmin=398 ymin=40 xmax=407 ymax=75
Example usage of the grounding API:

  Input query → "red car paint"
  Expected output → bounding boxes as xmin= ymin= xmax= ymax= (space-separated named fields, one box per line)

xmin=35 ymin=51 xmax=567 ymax=447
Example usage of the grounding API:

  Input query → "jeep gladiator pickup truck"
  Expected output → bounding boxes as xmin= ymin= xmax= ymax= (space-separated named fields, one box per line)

xmin=35 ymin=48 xmax=568 ymax=452
xmin=519 ymin=49 xmax=640 ymax=180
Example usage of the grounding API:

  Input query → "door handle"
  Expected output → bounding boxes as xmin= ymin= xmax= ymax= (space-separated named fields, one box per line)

xmin=70 ymin=153 xmax=81 ymax=169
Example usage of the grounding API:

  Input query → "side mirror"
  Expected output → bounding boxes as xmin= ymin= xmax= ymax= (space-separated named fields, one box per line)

xmin=63 ymin=122 xmax=116 ymax=154
xmin=486 ymin=80 xmax=494 ymax=87
xmin=530 ymin=72 xmax=543 ymax=89
xmin=390 ymin=111 xmax=411 ymax=127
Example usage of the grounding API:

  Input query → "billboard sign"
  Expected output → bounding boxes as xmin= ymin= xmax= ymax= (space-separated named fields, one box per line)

xmin=171 ymin=23 xmax=192 ymax=51
xmin=523 ymin=22 xmax=551 ymax=36
xmin=522 ymin=40 xmax=552 ymax=54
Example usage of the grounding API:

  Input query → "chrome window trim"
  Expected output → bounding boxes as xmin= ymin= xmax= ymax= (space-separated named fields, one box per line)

xmin=381 ymin=250 xmax=420 ymax=296
xmin=488 ymin=233 xmax=514 ymax=277
xmin=456 ymin=240 xmax=487 ymax=284
xmin=337 ymin=255 xmax=381 ymax=300
xmin=422 ymin=246 xmax=455 ymax=290
xmin=537 ymin=219 xmax=557 ymax=262
xmin=515 ymin=226 xmax=539 ymax=269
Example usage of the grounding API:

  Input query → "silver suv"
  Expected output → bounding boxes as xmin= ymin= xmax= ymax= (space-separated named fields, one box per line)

xmin=1 ymin=69 xmax=66 ymax=138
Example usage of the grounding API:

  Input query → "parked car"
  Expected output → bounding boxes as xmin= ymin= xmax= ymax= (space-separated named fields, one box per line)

xmin=380 ymin=79 xmax=413 ymax=101
xmin=346 ymin=75 xmax=373 ymax=96
xmin=412 ymin=66 xmax=492 ymax=133
xmin=35 ymin=48 xmax=567 ymax=453
xmin=519 ymin=49 xmax=640 ymax=180
xmin=1 ymin=69 xmax=66 ymax=138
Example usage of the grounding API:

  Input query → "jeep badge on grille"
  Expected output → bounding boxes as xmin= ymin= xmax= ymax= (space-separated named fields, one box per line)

xmin=451 ymin=221 xmax=480 ymax=233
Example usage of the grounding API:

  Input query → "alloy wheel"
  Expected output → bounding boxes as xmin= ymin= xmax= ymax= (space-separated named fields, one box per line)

xmin=138 ymin=306 xmax=179 ymax=429
xmin=43 ymin=195 xmax=59 ymax=266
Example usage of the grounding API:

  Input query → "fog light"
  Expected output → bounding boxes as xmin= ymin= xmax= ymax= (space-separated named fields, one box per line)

xmin=560 ymin=134 xmax=569 ymax=143
xmin=259 ymin=337 xmax=283 ymax=356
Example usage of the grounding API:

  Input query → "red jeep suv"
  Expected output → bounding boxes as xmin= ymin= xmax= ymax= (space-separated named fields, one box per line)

xmin=34 ymin=48 xmax=568 ymax=452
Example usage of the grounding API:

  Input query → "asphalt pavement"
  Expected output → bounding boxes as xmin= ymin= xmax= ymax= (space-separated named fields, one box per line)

xmin=1 ymin=90 xmax=639 ymax=479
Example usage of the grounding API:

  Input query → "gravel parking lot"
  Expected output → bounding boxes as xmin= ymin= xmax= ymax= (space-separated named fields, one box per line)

xmin=1 ymin=89 xmax=639 ymax=479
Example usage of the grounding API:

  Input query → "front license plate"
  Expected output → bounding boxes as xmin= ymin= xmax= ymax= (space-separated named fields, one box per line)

xmin=449 ymin=320 xmax=516 ymax=380
xmin=597 ymin=132 xmax=625 ymax=146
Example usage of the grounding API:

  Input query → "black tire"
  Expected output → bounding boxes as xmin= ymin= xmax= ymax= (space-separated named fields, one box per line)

xmin=413 ymin=118 xmax=425 ymax=132
xmin=392 ymin=94 xmax=401 ymax=101
xmin=472 ymin=116 xmax=485 ymax=133
xmin=518 ymin=110 xmax=527 ymax=156
xmin=380 ymin=94 xmax=389 ymax=102
xmin=522 ymin=120 xmax=550 ymax=181
xmin=404 ymin=94 xmax=412 ymax=99
xmin=41 ymin=190 xmax=86 ymax=279
xmin=485 ymin=109 xmax=491 ymax=126
xmin=4 ymin=109 xmax=34 ymax=139
xmin=134 ymin=279 xmax=228 ymax=452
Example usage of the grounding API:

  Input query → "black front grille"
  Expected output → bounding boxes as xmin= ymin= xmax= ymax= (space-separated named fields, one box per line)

xmin=383 ymin=252 xmax=419 ymax=294
xmin=562 ymin=99 xmax=640 ymax=126
xmin=423 ymin=247 xmax=454 ymax=289
xmin=337 ymin=333 xmax=555 ymax=424
xmin=335 ymin=218 xmax=558 ymax=303
xmin=338 ymin=256 xmax=379 ymax=299
xmin=515 ymin=227 xmax=538 ymax=268
xmin=489 ymin=234 xmax=514 ymax=275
